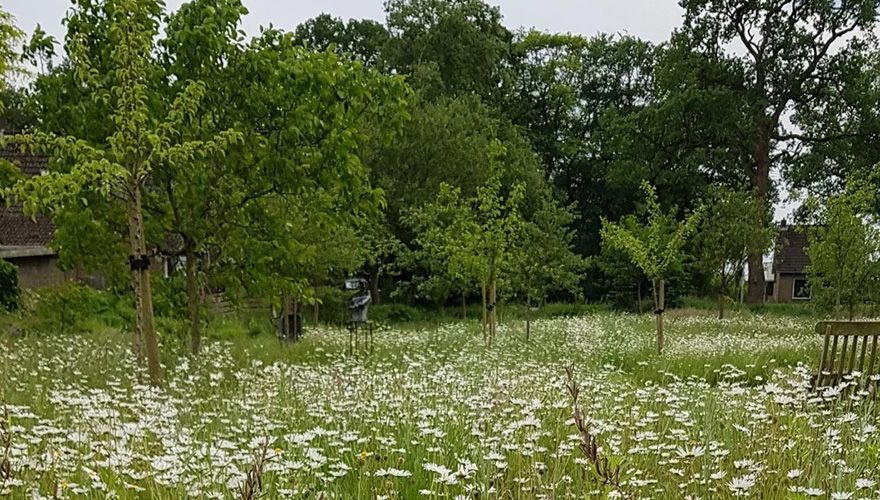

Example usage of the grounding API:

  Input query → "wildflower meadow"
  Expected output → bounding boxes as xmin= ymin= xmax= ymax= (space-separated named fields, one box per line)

xmin=3 ymin=313 xmax=879 ymax=498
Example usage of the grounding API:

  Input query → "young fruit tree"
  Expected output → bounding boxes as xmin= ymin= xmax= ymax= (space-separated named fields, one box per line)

xmin=696 ymin=188 xmax=774 ymax=319
xmin=509 ymin=192 xmax=586 ymax=340
xmin=804 ymin=186 xmax=880 ymax=320
xmin=5 ymin=0 xmax=239 ymax=385
xmin=601 ymin=182 xmax=703 ymax=353
xmin=408 ymin=140 xmax=524 ymax=344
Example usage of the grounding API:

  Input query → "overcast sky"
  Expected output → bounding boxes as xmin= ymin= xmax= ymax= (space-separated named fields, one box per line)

xmin=5 ymin=1 xmax=685 ymax=44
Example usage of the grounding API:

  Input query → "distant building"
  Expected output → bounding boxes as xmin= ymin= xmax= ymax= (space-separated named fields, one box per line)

xmin=769 ymin=221 xmax=812 ymax=303
xmin=0 ymin=144 xmax=73 ymax=288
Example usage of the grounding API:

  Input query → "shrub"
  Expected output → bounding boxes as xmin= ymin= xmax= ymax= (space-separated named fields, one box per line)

xmin=0 ymin=260 xmax=20 ymax=311
xmin=371 ymin=304 xmax=425 ymax=323
xmin=31 ymin=283 xmax=123 ymax=333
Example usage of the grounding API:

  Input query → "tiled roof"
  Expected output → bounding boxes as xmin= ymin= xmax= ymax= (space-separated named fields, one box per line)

xmin=0 ymin=143 xmax=48 ymax=176
xmin=773 ymin=227 xmax=810 ymax=275
xmin=0 ymin=145 xmax=54 ymax=248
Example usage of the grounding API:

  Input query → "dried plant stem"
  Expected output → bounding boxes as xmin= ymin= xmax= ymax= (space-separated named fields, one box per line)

xmin=564 ymin=366 xmax=623 ymax=489
xmin=237 ymin=442 xmax=271 ymax=500
xmin=0 ymin=390 xmax=12 ymax=481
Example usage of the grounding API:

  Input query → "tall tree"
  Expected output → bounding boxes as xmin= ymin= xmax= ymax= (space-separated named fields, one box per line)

xmin=601 ymin=182 xmax=703 ymax=353
xmin=383 ymin=0 xmax=512 ymax=100
xmin=676 ymin=0 xmax=880 ymax=304
xmin=294 ymin=13 xmax=389 ymax=66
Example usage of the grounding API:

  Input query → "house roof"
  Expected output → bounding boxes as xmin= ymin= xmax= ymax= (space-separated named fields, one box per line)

xmin=773 ymin=226 xmax=810 ymax=275
xmin=0 ymin=143 xmax=49 ymax=176
xmin=0 ymin=144 xmax=54 ymax=248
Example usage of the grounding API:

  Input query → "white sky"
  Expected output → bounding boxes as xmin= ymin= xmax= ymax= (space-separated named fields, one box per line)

xmin=5 ymin=1 xmax=685 ymax=43
xmin=3 ymin=0 xmax=797 ymax=219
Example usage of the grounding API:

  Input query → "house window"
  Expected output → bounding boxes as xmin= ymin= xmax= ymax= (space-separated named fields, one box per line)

xmin=792 ymin=278 xmax=811 ymax=300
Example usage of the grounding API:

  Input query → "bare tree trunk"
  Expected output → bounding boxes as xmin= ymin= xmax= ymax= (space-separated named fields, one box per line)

xmin=481 ymin=283 xmax=487 ymax=342
xmin=185 ymin=242 xmax=201 ymax=355
xmin=653 ymin=278 xmax=665 ymax=354
xmin=313 ymin=282 xmax=320 ymax=325
xmin=280 ymin=293 xmax=290 ymax=339
xmin=526 ymin=292 xmax=531 ymax=342
xmin=718 ymin=279 xmax=725 ymax=320
xmin=369 ymin=266 xmax=381 ymax=305
xmin=127 ymin=185 xmax=161 ymax=385
xmin=746 ymin=122 xmax=771 ymax=305
xmin=488 ymin=278 xmax=497 ymax=343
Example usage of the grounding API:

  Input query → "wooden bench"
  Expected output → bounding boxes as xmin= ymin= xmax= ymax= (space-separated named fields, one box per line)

xmin=813 ymin=321 xmax=880 ymax=391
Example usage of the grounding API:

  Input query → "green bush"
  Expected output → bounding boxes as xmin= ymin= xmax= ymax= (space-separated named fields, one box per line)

xmin=152 ymin=274 xmax=188 ymax=319
xmin=0 ymin=259 xmax=20 ymax=311
xmin=31 ymin=283 xmax=126 ymax=333
xmin=371 ymin=304 xmax=425 ymax=323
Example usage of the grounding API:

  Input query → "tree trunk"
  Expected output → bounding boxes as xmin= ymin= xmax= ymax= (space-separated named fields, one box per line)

xmin=185 ymin=242 xmax=201 ymax=355
xmin=481 ymin=283 xmax=487 ymax=341
xmin=369 ymin=266 xmax=381 ymax=306
xmin=746 ymin=122 xmax=771 ymax=305
xmin=653 ymin=278 xmax=665 ymax=354
xmin=280 ymin=293 xmax=291 ymax=339
xmin=488 ymin=278 xmax=497 ymax=343
xmin=127 ymin=185 xmax=161 ymax=385
xmin=313 ymin=282 xmax=320 ymax=325
xmin=526 ymin=293 xmax=531 ymax=342
xmin=718 ymin=279 xmax=725 ymax=320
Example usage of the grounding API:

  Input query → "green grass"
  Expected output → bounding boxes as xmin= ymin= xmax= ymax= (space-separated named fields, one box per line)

xmin=2 ymin=308 xmax=878 ymax=499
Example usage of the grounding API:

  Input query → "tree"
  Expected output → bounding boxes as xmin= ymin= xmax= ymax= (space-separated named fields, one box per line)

xmin=601 ymin=182 xmax=703 ymax=353
xmin=294 ymin=14 xmax=389 ymax=67
xmin=696 ymin=188 xmax=774 ymax=319
xmin=383 ymin=0 xmax=512 ymax=101
xmin=0 ymin=5 xmax=22 ymax=83
xmin=506 ymin=33 xmax=666 ymax=258
xmin=509 ymin=192 xmax=586 ymax=340
xmin=408 ymin=141 xmax=523 ymax=343
xmin=7 ymin=0 xmax=240 ymax=385
xmin=804 ymin=186 xmax=879 ymax=320
xmin=676 ymin=0 xmax=880 ymax=304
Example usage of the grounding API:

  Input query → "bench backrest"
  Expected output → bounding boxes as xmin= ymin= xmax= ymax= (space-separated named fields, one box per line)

xmin=815 ymin=321 xmax=880 ymax=389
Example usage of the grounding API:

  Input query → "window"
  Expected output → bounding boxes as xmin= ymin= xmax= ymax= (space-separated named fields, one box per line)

xmin=792 ymin=278 xmax=811 ymax=300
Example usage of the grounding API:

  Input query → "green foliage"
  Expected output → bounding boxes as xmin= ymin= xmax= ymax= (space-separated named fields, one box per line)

xmin=696 ymin=188 xmax=774 ymax=315
xmin=509 ymin=192 xmax=586 ymax=305
xmin=0 ymin=259 xmax=20 ymax=310
xmin=293 ymin=13 xmax=389 ymax=66
xmin=601 ymin=182 xmax=703 ymax=282
xmin=21 ymin=24 xmax=57 ymax=74
xmin=384 ymin=0 xmax=511 ymax=100
xmin=29 ymin=283 xmax=127 ymax=333
xmin=804 ymin=185 xmax=880 ymax=319
xmin=0 ymin=158 xmax=21 ymax=189
xmin=0 ymin=5 xmax=22 ymax=85
xmin=407 ymin=141 xmax=524 ymax=298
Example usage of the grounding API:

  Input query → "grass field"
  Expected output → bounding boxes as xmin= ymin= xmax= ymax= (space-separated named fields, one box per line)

xmin=2 ymin=312 xmax=879 ymax=498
